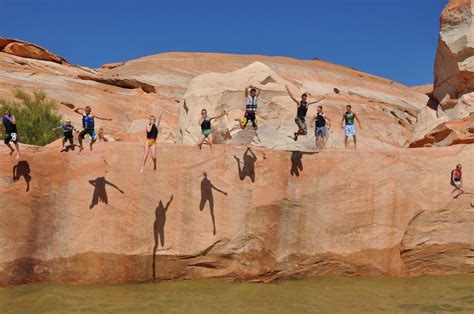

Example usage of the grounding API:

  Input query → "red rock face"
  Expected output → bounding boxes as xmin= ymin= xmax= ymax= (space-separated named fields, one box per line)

xmin=0 ymin=0 xmax=473 ymax=286
xmin=0 ymin=143 xmax=472 ymax=286
xmin=0 ymin=38 xmax=68 ymax=64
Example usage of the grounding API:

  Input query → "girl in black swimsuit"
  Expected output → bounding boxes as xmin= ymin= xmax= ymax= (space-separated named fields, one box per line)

xmin=141 ymin=106 xmax=163 ymax=174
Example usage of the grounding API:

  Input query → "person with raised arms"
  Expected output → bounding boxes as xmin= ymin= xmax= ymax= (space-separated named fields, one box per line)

xmin=285 ymin=86 xmax=327 ymax=141
xmin=235 ymin=85 xmax=262 ymax=141
xmin=198 ymin=108 xmax=227 ymax=153
xmin=74 ymin=106 xmax=112 ymax=153
xmin=140 ymin=106 xmax=164 ymax=174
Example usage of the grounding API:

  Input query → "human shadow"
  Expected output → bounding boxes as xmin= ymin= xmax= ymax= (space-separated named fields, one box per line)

xmin=234 ymin=147 xmax=257 ymax=183
xmin=88 ymin=176 xmax=124 ymax=209
xmin=152 ymin=195 xmax=173 ymax=280
xmin=200 ymin=172 xmax=227 ymax=235
xmin=61 ymin=144 xmax=79 ymax=153
xmin=13 ymin=160 xmax=32 ymax=192
xmin=290 ymin=151 xmax=316 ymax=177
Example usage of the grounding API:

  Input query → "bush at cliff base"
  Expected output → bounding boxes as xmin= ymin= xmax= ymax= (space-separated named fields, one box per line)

xmin=1 ymin=89 xmax=61 ymax=146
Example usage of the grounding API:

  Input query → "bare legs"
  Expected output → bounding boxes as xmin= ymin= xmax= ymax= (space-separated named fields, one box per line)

xmin=78 ymin=136 xmax=84 ymax=153
xmin=344 ymin=135 xmax=357 ymax=149
xmin=6 ymin=142 xmax=20 ymax=159
xmin=452 ymin=184 xmax=465 ymax=199
xmin=141 ymin=141 xmax=157 ymax=174
xmin=197 ymin=134 xmax=214 ymax=153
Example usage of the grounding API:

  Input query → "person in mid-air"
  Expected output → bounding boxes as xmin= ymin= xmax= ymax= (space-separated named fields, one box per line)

xmin=74 ymin=106 xmax=112 ymax=152
xmin=197 ymin=108 xmax=227 ymax=153
xmin=451 ymin=164 xmax=465 ymax=199
xmin=1 ymin=109 xmax=21 ymax=159
xmin=140 ymin=106 xmax=164 ymax=174
xmin=341 ymin=105 xmax=361 ymax=149
xmin=285 ymin=86 xmax=327 ymax=141
xmin=52 ymin=119 xmax=78 ymax=151
xmin=235 ymin=85 xmax=261 ymax=141
xmin=311 ymin=106 xmax=331 ymax=150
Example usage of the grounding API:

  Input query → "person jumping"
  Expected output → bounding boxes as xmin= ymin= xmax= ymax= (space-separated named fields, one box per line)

xmin=451 ymin=164 xmax=465 ymax=199
xmin=311 ymin=106 xmax=331 ymax=150
xmin=52 ymin=119 xmax=78 ymax=151
xmin=140 ymin=106 xmax=164 ymax=174
xmin=1 ymin=109 xmax=21 ymax=159
xmin=341 ymin=105 xmax=361 ymax=149
xmin=198 ymin=108 xmax=227 ymax=153
xmin=235 ymin=85 xmax=261 ymax=141
xmin=74 ymin=106 xmax=112 ymax=152
xmin=285 ymin=86 xmax=327 ymax=141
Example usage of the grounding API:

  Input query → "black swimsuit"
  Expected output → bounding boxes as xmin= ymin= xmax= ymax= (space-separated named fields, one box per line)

xmin=147 ymin=124 xmax=158 ymax=139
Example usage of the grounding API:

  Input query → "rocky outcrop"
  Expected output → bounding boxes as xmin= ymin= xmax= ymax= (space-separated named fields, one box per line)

xmin=433 ymin=0 xmax=474 ymax=107
xmin=179 ymin=61 xmax=426 ymax=150
xmin=409 ymin=112 xmax=474 ymax=147
xmin=0 ymin=143 xmax=472 ymax=286
xmin=0 ymin=41 xmax=429 ymax=148
xmin=0 ymin=38 xmax=68 ymax=64
xmin=77 ymin=74 xmax=157 ymax=93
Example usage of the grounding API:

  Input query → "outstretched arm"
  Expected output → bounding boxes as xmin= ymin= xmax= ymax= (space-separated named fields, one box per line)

xmin=165 ymin=195 xmax=174 ymax=211
xmin=74 ymin=108 xmax=85 ymax=115
xmin=105 ymin=180 xmax=124 ymax=193
xmin=156 ymin=106 xmax=164 ymax=126
xmin=88 ymin=180 xmax=96 ymax=186
xmin=245 ymin=86 xmax=250 ymax=98
xmin=285 ymin=86 xmax=299 ymax=105
xmin=308 ymin=95 xmax=326 ymax=105
xmin=211 ymin=184 xmax=227 ymax=196
xmin=94 ymin=114 xmax=112 ymax=121
xmin=247 ymin=147 xmax=257 ymax=159
xmin=210 ymin=110 xmax=227 ymax=121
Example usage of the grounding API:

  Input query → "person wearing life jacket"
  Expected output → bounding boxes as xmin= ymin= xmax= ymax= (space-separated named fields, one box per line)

xmin=285 ymin=86 xmax=327 ymax=141
xmin=140 ymin=106 xmax=164 ymax=174
xmin=238 ymin=85 xmax=261 ymax=130
xmin=311 ymin=105 xmax=331 ymax=150
xmin=451 ymin=164 xmax=465 ymax=199
xmin=341 ymin=105 xmax=361 ymax=148
xmin=1 ymin=109 xmax=21 ymax=159
xmin=197 ymin=108 xmax=227 ymax=153
xmin=52 ymin=119 xmax=78 ymax=151
xmin=74 ymin=106 xmax=112 ymax=152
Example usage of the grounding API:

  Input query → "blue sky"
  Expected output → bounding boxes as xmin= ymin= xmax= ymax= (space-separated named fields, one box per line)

xmin=2 ymin=0 xmax=447 ymax=86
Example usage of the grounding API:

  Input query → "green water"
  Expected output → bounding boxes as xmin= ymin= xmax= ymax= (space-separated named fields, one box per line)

xmin=0 ymin=276 xmax=473 ymax=313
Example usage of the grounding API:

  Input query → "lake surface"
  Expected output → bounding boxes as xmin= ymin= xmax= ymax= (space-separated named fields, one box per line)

xmin=0 ymin=275 xmax=473 ymax=313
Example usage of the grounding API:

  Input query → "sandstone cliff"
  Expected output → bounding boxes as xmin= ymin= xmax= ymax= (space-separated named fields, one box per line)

xmin=0 ymin=143 xmax=472 ymax=286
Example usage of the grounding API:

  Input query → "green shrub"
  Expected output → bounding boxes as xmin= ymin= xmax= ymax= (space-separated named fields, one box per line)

xmin=1 ymin=89 xmax=62 ymax=146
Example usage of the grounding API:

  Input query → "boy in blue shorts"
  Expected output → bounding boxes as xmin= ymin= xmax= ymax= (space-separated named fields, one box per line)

xmin=341 ymin=105 xmax=361 ymax=149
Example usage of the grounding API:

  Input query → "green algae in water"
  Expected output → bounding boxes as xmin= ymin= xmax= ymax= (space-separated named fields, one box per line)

xmin=0 ymin=275 xmax=473 ymax=313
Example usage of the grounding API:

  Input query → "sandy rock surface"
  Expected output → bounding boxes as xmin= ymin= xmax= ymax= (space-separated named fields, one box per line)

xmin=0 ymin=143 xmax=472 ymax=285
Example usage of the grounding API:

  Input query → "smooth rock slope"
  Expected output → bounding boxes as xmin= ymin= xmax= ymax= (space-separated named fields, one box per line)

xmin=0 ymin=143 xmax=472 ymax=286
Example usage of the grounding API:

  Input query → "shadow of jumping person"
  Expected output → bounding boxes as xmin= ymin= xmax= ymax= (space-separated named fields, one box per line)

xmin=152 ymin=195 xmax=173 ymax=280
xmin=290 ymin=151 xmax=316 ymax=177
xmin=12 ymin=160 xmax=32 ymax=192
xmin=88 ymin=176 xmax=124 ymax=209
xmin=234 ymin=147 xmax=257 ymax=183
xmin=200 ymin=172 xmax=227 ymax=235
